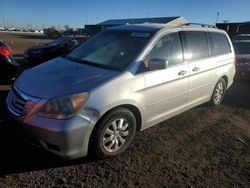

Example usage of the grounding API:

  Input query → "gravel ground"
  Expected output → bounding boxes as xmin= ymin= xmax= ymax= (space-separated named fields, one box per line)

xmin=0 ymin=32 xmax=249 ymax=187
xmin=0 ymin=82 xmax=249 ymax=187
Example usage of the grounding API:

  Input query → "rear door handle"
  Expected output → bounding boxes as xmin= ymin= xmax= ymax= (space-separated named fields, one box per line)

xmin=192 ymin=67 xmax=200 ymax=72
xmin=178 ymin=70 xmax=187 ymax=76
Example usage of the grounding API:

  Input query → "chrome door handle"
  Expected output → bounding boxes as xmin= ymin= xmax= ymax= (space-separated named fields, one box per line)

xmin=178 ymin=70 xmax=187 ymax=76
xmin=192 ymin=67 xmax=200 ymax=72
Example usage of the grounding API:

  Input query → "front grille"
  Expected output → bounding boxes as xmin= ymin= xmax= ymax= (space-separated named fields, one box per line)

xmin=11 ymin=89 xmax=27 ymax=115
xmin=7 ymin=87 xmax=40 ymax=117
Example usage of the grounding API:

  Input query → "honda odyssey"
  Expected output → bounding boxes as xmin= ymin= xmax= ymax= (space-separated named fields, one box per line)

xmin=7 ymin=23 xmax=235 ymax=159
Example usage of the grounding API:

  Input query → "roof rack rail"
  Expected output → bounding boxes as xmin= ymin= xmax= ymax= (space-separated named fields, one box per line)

xmin=181 ymin=23 xmax=217 ymax=28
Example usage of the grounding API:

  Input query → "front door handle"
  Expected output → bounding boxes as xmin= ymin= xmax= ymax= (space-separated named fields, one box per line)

xmin=192 ymin=67 xmax=200 ymax=72
xmin=178 ymin=70 xmax=187 ymax=76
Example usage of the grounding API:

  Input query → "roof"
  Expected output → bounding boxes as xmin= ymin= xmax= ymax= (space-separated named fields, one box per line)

xmin=109 ymin=24 xmax=167 ymax=32
xmin=98 ymin=16 xmax=183 ymax=26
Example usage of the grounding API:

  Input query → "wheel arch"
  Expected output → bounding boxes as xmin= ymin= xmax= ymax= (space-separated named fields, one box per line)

xmin=221 ymin=75 xmax=228 ymax=87
xmin=87 ymin=103 xmax=143 ymax=157
xmin=95 ymin=104 xmax=142 ymax=132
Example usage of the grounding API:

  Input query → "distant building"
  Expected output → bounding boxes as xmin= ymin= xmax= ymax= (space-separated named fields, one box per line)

xmin=85 ymin=16 xmax=188 ymax=36
xmin=216 ymin=21 xmax=250 ymax=38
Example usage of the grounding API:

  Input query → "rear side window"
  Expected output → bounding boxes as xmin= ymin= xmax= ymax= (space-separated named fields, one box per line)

xmin=209 ymin=32 xmax=231 ymax=56
xmin=181 ymin=31 xmax=209 ymax=61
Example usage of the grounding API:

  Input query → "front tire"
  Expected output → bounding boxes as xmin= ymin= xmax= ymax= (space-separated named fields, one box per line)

xmin=90 ymin=107 xmax=136 ymax=159
xmin=210 ymin=78 xmax=226 ymax=106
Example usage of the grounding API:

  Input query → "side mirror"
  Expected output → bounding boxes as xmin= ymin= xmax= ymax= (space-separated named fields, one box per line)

xmin=148 ymin=58 xmax=167 ymax=71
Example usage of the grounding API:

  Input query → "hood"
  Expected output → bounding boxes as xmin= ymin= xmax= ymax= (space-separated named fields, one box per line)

xmin=15 ymin=57 xmax=118 ymax=98
xmin=25 ymin=44 xmax=50 ymax=53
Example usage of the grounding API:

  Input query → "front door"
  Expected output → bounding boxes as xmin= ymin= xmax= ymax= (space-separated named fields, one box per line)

xmin=143 ymin=32 xmax=189 ymax=127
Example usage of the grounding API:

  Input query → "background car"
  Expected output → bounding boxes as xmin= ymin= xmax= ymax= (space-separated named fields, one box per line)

xmin=0 ymin=40 xmax=18 ymax=83
xmin=23 ymin=35 xmax=87 ymax=68
xmin=233 ymin=38 xmax=250 ymax=80
xmin=232 ymin=34 xmax=250 ymax=41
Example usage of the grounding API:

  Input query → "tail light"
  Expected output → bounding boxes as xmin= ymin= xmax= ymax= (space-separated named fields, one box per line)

xmin=233 ymin=58 xmax=236 ymax=65
xmin=0 ymin=46 xmax=13 ymax=56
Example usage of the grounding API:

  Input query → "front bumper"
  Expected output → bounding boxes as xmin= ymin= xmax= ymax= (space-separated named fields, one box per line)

xmin=14 ymin=114 xmax=95 ymax=159
xmin=7 ymin=97 xmax=96 ymax=159
xmin=6 ymin=86 xmax=97 ymax=159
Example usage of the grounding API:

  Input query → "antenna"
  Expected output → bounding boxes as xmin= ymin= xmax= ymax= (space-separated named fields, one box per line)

xmin=216 ymin=12 xmax=219 ymax=23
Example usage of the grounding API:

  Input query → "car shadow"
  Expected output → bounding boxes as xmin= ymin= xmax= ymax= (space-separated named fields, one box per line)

xmin=223 ymin=80 xmax=250 ymax=109
xmin=0 ymin=124 xmax=93 ymax=176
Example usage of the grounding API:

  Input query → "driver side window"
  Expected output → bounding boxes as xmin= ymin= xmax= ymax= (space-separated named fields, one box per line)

xmin=147 ymin=32 xmax=183 ymax=67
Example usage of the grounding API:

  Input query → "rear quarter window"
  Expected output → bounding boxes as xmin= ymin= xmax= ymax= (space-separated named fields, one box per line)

xmin=209 ymin=32 xmax=231 ymax=56
xmin=181 ymin=31 xmax=209 ymax=61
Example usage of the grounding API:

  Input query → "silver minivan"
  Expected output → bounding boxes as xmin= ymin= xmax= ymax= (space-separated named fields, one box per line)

xmin=7 ymin=24 xmax=235 ymax=159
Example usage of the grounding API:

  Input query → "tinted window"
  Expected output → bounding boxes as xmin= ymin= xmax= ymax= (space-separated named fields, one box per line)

xmin=233 ymin=41 xmax=250 ymax=54
xmin=147 ymin=32 xmax=183 ymax=67
xmin=182 ymin=31 xmax=209 ymax=61
xmin=232 ymin=34 xmax=250 ymax=41
xmin=209 ymin=32 xmax=231 ymax=56
xmin=64 ymin=39 xmax=80 ymax=50
xmin=76 ymin=37 xmax=86 ymax=44
xmin=48 ymin=37 xmax=70 ymax=46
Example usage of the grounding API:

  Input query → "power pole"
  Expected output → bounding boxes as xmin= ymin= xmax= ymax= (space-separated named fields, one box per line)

xmin=2 ymin=15 xmax=6 ymax=28
xmin=216 ymin=12 xmax=219 ymax=23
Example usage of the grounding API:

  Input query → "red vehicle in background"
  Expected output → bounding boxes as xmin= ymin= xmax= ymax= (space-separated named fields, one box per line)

xmin=0 ymin=40 xmax=18 ymax=83
xmin=23 ymin=35 xmax=87 ymax=68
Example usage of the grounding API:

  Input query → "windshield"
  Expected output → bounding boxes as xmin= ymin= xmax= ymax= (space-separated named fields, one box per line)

xmin=65 ymin=30 xmax=152 ymax=71
xmin=233 ymin=42 xmax=250 ymax=54
xmin=48 ymin=36 xmax=70 ymax=46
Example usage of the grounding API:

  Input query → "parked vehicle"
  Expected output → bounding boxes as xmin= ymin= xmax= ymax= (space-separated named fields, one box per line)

xmin=0 ymin=40 xmax=18 ymax=82
xmin=232 ymin=39 xmax=250 ymax=80
xmin=232 ymin=34 xmax=250 ymax=41
xmin=6 ymin=24 xmax=235 ymax=159
xmin=23 ymin=35 xmax=87 ymax=67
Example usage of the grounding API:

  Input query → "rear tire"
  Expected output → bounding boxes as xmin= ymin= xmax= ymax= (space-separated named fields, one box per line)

xmin=89 ymin=107 xmax=136 ymax=159
xmin=210 ymin=78 xmax=226 ymax=106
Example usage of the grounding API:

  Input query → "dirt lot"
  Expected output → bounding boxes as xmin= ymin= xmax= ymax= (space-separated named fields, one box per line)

xmin=0 ymin=32 xmax=249 ymax=187
xmin=0 ymin=31 xmax=51 ymax=54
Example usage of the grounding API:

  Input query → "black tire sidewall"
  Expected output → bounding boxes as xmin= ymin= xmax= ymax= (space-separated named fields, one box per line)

xmin=91 ymin=108 xmax=136 ymax=159
xmin=211 ymin=78 xmax=226 ymax=106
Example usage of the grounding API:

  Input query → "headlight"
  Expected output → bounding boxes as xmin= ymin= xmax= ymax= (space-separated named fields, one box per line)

xmin=38 ymin=93 xmax=89 ymax=119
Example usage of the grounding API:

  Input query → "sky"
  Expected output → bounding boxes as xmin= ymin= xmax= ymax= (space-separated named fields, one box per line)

xmin=0 ymin=0 xmax=249 ymax=30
